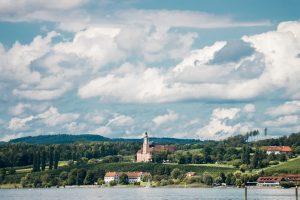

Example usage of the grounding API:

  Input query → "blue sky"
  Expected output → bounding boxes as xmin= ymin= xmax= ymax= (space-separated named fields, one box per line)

xmin=1 ymin=0 xmax=300 ymax=141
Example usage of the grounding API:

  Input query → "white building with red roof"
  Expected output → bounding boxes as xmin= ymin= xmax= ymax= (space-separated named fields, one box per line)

xmin=104 ymin=172 xmax=151 ymax=184
xmin=261 ymin=146 xmax=292 ymax=155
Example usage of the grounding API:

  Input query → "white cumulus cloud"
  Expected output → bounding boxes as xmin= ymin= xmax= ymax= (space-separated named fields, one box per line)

xmin=37 ymin=107 xmax=80 ymax=127
xmin=266 ymin=101 xmax=300 ymax=117
xmin=196 ymin=107 xmax=254 ymax=140
xmin=152 ymin=110 xmax=179 ymax=127
xmin=78 ymin=21 xmax=300 ymax=103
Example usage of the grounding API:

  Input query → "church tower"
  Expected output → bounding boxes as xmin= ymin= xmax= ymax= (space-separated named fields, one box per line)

xmin=143 ymin=132 xmax=149 ymax=153
xmin=136 ymin=132 xmax=152 ymax=162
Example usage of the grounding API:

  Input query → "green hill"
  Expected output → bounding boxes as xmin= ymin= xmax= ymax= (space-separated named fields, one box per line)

xmin=9 ymin=134 xmax=111 ymax=144
xmin=264 ymin=156 xmax=300 ymax=174
xmin=9 ymin=134 xmax=204 ymax=145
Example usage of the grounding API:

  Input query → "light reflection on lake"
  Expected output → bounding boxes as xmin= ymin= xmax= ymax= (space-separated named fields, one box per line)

xmin=0 ymin=187 xmax=296 ymax=200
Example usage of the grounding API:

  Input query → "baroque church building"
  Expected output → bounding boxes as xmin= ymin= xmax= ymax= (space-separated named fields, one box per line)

xmin=136 ymin=132 xmax=176 ymax=162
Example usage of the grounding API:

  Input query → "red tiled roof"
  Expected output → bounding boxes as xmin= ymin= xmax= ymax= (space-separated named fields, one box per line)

xmin=284 ymin=174 xmax=300 ymax=181
xmin=137 ymin=145 xmax=176 ymax=154
xmin=257 ymin=176 xmax=284 ymax=183
xmin=126 ymin=172 xmax=151 ymax=177
xmin=261 ymin=146 xmax=292 ymax=152
xmin=105 ymin=172 xmax=119 ymax=177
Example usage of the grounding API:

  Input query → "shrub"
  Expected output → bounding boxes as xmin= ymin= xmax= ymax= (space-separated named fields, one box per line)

xmin=109 ymin=180 xmax=117 ymax=186
xmin=202 ymin=172 xmax=213 ymax=186
xmin=97 ymin=179 xmax=105 ymax=185
xmin=280 ymin=181 xmax=295 ymax=188
xmin=133 ymin=182 xmax=140 ymax=186
xmin=160 ymin=179 xmax=168 ymax=186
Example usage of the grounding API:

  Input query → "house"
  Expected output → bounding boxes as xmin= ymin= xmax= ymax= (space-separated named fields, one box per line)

xmin=104 ymin=172 xmax=151 ymax=184
xmin=257 ymin=176 xmax=284 ymax=186
xmin=136 ymin=132 xmax=176 ymax=162
xmin=104 ymin=172 xmax=120 ymax=183
xmin=257 ymin=174 xmax=300 ymax=186
xmin=284 ymin=174 xmax=300 ymax=184
xmin=261 ymin=146 xmax=292 ymax=155
xmin=127 ymin=172 xmax=151 ymax=183
xmin=185 ymin=172 xmax=196 ymax=177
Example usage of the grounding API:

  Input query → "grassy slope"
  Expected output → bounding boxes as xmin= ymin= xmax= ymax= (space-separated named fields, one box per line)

xmin=9 ymin=161 xmax=235 ymax=177
xmin=14 ymin=160 xmax=69 ymax=174
xmin=88 ymin=162 xmax=235 ymax=177
xmin=264 ymin=156 xmax=300 ymax=174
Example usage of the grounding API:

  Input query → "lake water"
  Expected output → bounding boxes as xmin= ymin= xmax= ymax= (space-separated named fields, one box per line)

xmin=0 ymin=187 xmax=296 ymax=200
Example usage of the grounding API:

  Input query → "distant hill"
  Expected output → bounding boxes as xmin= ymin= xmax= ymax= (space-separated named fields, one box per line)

xmin=9 ymin=134 xmax=204 ymax=145
xmin=9 ymin=134 xmax=111 ymax=144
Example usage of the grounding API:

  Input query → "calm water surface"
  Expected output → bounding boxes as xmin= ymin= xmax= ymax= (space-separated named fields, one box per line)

xmin=0 ymin=187 xmax=296 ymax=200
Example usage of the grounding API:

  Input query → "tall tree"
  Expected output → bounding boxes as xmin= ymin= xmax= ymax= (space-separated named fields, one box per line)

xmin=241 ymin=145 xmax=251 ymax=165
xmin=41 ymin=150 xmax=46 ymax=171
xmin=76 ymin=169 xmax=86 ymax=185
xmin=68 ymin=169 xmax=77 ymax=185
xmin=264 ymin=128 xmax=268 ymax=136
xmin=119 ymin=173 xmax=129 ymax=185
xmin=251 ymin=149 xmax=264 ymax=169
xmin=54 ymin=150 xmax=60 ymax=169
xmin=202 ymin=172 xmax=214 ymax=185
xmin=84 ymin=170 xmax=95 ymax=185
xmin=203 ymin=146 xmax=212 ymax=163
xmin=49 ymin=146 xmax=54 ymax=170
xmin=32 ymin=151 xmax=39 ymax=172
xmin=36 ymin=150 xmax=41 ymax=171
xmin=0 ymin=168 xmax=6 ymax=183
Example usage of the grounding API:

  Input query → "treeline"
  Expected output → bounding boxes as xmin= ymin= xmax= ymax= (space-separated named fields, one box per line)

xmin=151 ymin=169 xmax=262 ymax=187
xmin=32 ymin=146 xmax=60 ymax=172
xmin=152 ymin=143 xmax=293 ymax=170
xmin=1 ymin=161 xmax=262 ymax=188
xmin=152 ymin=145 xmax=241 ymax=164
xmin=9 ymin=134 xmax=204 ymax=145
xmin=0 ymin=142 xmax=140 ymax=168
xmin=1 ymin=161 xmax=234 ymax=187
xmin=255 ymin=132 xmax=300 ymax=148
xmin=20 ymin=168 xmax=106 ymax=188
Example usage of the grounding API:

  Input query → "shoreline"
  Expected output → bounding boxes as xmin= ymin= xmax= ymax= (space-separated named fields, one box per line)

xmin=0 ymin=184 xmax=289 ymax=190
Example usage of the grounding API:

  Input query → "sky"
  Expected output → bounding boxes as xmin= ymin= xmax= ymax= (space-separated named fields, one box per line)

xmin=1 ymin=0 xmax=300 ymax=141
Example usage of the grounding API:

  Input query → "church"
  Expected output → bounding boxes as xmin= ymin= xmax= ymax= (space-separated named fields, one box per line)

xmin=136 ymin=132 xmax=176 ymax=162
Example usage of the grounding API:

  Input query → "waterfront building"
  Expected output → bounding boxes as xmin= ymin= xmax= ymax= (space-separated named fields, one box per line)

xmin=257 ymin=176 xmax=283 ymax=186
xmin=257 ymin=174 xmax=300 ymax=186
xmin=284 ymin=174 xmax=300 ymax=184
xmin=104 ymin=172 xmax=151 ymax=184
xmin=104 ymin=172 xmax=120 ymax=183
